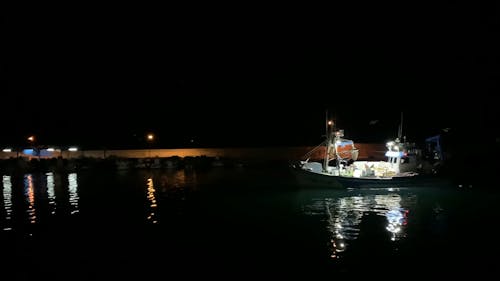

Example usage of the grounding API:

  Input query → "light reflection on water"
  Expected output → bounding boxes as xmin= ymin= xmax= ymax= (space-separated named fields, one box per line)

xmin=2 ymin=175 xmax=12 ymax=231
xmin=24 ymin=174 xmax=36 ymax=225
xmin=0 ymin=169 xmax=202 ymax=234
xmin=146 ymin=177 xmax=158 ymax=224
xmin=303 ymin=188 xmax=415 ymax=259
xmin=68 ymin=173 xmax=79 ymax=215
xmin=46 ymin=172 xmax=56 ymax=215
xmin=1 ymin=172 xmax=81 ymax=233
xmin=145 ymin=169 xmax=199 ymax=220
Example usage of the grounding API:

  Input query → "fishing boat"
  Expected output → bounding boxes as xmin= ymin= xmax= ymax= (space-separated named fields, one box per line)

xmin=294 ymin=113 xmax=439 ymax=188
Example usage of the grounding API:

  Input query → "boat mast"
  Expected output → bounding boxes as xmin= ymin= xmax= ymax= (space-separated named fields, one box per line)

xmin=324 ymin=110 xmax=334 ymax=172
xmin=398 ymin=111 xmax=403 ymax=141
xmin=324 ymin=110 xmax=329 ymax=171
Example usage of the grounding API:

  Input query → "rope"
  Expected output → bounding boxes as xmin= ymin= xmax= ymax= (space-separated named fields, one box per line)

xmin=301 ymin=140 xmax=327 ymax=160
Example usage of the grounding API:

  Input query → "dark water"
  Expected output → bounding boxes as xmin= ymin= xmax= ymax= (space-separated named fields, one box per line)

xmin=1 ymin=166 xmax=499 ymax=279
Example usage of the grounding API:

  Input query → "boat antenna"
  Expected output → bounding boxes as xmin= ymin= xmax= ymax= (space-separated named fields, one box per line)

xmin=398 ymin=111 xmax=403 ymax=141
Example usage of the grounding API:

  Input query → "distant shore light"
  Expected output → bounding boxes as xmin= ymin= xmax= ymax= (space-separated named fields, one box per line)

xmin=68 ymin=147 xmax=78 ymax=151
xmin=2 ymin=148 xmax=12 ymax=152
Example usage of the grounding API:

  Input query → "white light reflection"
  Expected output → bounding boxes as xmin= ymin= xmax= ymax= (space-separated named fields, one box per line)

xmin=146 ymin=177 xmax=158 ymax=224
xmin=386 ymin=208 xmax=408 ymax=241
xmin=303 ymin=190 xmax=414 ymax=259
xmin=68 ymin=173 xmax=79 ymax=215
xmin=374 ymin=194 xmax=409 ymax=241
xmin=46 ymin=172 xmax=56 ymax=215
xmin=2 ymin=175 xmax=13 ymax=231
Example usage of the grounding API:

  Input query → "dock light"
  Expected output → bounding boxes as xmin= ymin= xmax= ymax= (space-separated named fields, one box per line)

xmin=47 ymin=148 xmax=55 ymax=152
xmin=68 ymin=147 xmax=78 ymax=152
xmin=2 ymin=148 xmax=12 ymax=152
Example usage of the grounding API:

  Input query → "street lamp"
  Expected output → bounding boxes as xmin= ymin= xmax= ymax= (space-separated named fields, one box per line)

xmin=27 ymin=135 xmax=38 ymax=159
xmin=146 ymin=133 xmax=154 ymax=158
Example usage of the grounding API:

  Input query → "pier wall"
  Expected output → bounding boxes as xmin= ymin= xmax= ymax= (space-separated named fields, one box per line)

xmin=0 ymin=144 xmax=386 ymax=161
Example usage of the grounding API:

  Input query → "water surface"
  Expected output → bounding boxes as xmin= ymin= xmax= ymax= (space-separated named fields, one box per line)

xmin=1 ymin=167 xmax=498 ymax=278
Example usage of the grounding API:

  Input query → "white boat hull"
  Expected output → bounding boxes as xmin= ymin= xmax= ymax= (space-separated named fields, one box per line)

xmin=293 ymin=164 xmax=446 ymax=189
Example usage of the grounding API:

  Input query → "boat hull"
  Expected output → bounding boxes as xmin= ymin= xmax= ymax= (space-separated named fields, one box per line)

xmin=293 ymin=166 xmax=449 ymax=189
xmin=294 ymin=166 xmax=345 ymax=188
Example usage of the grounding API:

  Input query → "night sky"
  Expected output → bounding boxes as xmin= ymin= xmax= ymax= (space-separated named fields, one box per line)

xmin=2 ymin=4 xmax=499 ymax=149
